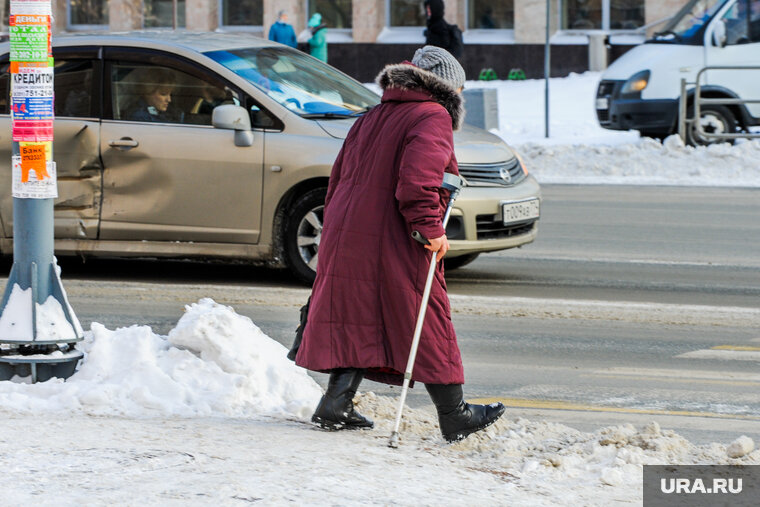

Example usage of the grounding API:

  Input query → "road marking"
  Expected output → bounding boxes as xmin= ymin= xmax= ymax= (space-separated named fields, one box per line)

xmin=447 ymin=294 xmax=760 ymax=327
xmin=591 ymin=366 xmax=760 ymax=381
xmin=677 ymin=349 xmax=760 ymax=361
xmin=586 ymin=367 xmax=760 ymax=385
xmin=711 ymin=345 xmax=760 ymax=351
xmin=583 ymin=374 xmax=760 ymax=387
xmin=469 ymin=397 xmax=760 ymax=421
xmin=482 ymin=253 xmax=760 ymax=269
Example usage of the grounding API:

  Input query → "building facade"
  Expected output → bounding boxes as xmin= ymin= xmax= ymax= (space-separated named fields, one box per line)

xmin=0 ymin=0 xmax=687 ymax=79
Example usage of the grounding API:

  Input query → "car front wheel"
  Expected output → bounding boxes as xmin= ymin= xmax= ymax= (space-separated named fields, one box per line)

xmin=284 ymin=188 xmax=326 ymax=285
xmin=687 ymin=105 xmax=736 ymax=146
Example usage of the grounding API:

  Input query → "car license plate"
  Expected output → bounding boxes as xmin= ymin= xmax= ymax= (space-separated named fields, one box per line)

xmin=596 ymin=97 xmax=609 ymax=110
xmin=502 ymin=199 xmax=540 ymax=225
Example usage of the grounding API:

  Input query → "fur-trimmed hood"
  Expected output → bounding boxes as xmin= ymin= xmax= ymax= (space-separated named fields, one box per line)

xmin=376 ymin=63 xmax=464 ymax=131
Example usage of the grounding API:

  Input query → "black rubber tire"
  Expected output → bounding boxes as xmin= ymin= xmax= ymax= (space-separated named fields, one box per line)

xmin=686 ymin=104 xmax=737 ymax=146
xmin=443 ymin=253 xmax=480 ymax=271
xmin=283 ymin=188 xmax=326 ymax=285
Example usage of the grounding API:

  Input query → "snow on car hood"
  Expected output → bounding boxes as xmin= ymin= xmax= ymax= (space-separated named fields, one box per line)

xmin=316 ymin=119 xmax=517 ymax=165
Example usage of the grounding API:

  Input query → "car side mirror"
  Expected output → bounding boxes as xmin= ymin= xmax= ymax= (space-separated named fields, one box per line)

xmin=212 ymin=104 xmax=254 ymax=147
xmin=712 ymin=19 xmax=727 ymax=47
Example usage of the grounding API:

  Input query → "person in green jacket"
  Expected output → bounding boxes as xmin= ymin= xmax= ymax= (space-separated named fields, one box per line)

xmin=308 ymin=13 xmax=328 ymax=63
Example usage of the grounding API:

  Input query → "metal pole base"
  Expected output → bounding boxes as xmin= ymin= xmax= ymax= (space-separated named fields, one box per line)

xmin=0 ymin=259 xmax=83 ymax=383
xmin=0 ymin=348 xmax=83 ymax=383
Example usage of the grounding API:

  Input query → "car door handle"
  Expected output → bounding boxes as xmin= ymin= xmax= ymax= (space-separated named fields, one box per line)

xmin=109 ymin=138 xmax=139 ymax=150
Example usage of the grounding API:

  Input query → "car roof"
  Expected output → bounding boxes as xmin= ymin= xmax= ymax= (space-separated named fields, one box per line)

xmin=0 ymin=31 xmax=277 ymax=55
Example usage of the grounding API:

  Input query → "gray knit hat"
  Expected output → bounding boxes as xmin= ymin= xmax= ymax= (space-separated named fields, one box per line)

xmin=411 ymin=45 xmax=466 ymax=91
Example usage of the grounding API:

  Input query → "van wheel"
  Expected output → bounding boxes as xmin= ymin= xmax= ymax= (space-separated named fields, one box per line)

xmin=687 ymin=105 xmax=736 ymax=146
xmin=284 ymin=188 xmax=326 ymax=285
xmin=443 ymin=253 xmax=480 ymax=271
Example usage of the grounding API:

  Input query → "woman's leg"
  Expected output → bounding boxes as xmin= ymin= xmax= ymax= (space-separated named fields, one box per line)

xmin=425 ymin=383 xmax=505 ymax=442
xmin=312 ymin=368 xmax=374 ymax=430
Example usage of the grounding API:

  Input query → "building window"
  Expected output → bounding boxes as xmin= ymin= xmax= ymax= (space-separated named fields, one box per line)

xmin=144 ymin=0 xmax=186 ymax=28
xmin=222 ymin=0 xmax=263 ymax=27
xmin=468 ymin=0 xmax=514 ymax=29
xmin=562 ymin=0 xmax=644 ymax=31
xmin=68 ymin=0 xmax=108 ymax=26
xmin=309 ymin=0 xmax=352 ymax=28
xmin=610 ymin=0 xmax=644 ymax=29
xmin=390 ymin=0 xmax=426 ymax=27
xmin=563 ymin=0 xmax=602 ymax=29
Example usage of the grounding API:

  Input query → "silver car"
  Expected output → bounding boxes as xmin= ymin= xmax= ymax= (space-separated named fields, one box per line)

xmin=0 ymin=32 xmax=541 ymax=283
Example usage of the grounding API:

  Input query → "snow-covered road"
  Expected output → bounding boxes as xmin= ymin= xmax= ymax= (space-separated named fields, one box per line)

xmin=1 ymin=299 xmax=757 ymax=506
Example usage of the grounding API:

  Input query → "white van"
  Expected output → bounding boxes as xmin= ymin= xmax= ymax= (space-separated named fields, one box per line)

xmin=596 ymin=0 xmax=760 ymax=144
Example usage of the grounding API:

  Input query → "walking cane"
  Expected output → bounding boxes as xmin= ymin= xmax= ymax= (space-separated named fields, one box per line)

xmin=388 ymin=173 xmax=463 ymax=448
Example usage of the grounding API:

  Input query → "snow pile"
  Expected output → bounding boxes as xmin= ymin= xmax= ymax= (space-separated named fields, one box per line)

xmin=468 ymin=72 xmax=640 ymax=147
xmin=447 ymin=72 xmax=760 ymax=187
xmin=0 ymin=299 xmax=322 ymax=419
xmin=518 ymin=135 xmax=760 ymax=187
xmin=353 ymin=393 xmax=759 ymax=502
xmin=727 ymin=435 xmax=755 ymax=458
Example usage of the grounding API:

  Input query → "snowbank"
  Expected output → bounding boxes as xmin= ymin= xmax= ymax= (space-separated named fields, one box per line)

xmin=0 ymin=299 xmax=321 ymax=419
xmin=518 ymin=134 xmax=760 ymax=187
xmin=466 ymin=72 xmax=760 ymax=187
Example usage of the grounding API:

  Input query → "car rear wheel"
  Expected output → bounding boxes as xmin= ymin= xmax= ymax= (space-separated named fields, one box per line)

xmin=687 ymin=105 xmax=736 ymax=146
xmin=443 ymin=253 xmax=480 ymax=271
xmin=284 ymin=188 xmax=326 ymax=285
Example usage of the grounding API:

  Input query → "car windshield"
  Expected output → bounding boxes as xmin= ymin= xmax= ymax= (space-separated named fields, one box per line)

xmin=205 ymin=46 xmax=380 ymax=117
xmin=653 ymin=0 xmax=726 ymax=41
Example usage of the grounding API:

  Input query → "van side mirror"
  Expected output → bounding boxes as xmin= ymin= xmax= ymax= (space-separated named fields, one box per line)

xmin=212 ymin=104 xmax=254 ymax=147
xmin=712 ymin=19 xmax=727 ymax=47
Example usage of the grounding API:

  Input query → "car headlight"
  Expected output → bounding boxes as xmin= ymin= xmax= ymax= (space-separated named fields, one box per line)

xmin=621 ymin=70 xmax=650 ymax=95
xmin=515 ymin=151 xmax=529 ymax=175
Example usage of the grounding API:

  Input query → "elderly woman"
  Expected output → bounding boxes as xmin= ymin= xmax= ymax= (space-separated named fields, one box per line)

xmin=296 ymin=46 xmax=505 ymax=443
xmin=125 ymin=66 xmax=177 ymax=122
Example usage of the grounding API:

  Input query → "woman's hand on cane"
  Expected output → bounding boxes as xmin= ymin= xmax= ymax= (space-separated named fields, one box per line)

xmin=425 ymin=234 xmax=449 ymax=262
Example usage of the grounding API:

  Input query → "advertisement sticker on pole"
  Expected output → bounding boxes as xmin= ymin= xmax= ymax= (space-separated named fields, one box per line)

xmin=0 ymin=0 xmax=84 ymax=383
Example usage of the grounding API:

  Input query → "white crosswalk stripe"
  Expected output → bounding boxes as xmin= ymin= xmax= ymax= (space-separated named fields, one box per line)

xmin=677 ymin=349 xmax=760 ymax=361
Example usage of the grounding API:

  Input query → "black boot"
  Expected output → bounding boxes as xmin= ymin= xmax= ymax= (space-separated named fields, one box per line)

xmin=312 ymin=368 xmax=374 ymax=430
xmin=425 ymin=384 xmax=505 ymax=442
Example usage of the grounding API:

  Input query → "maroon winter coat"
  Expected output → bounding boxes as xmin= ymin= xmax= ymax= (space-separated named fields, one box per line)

xmin=295 ymin=63 xmax=465 ymax=386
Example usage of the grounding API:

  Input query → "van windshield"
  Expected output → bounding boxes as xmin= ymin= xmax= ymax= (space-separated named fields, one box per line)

xmin=652 ymin=0 xmax=726 ymax=43
xmin=206 ymin=46 xmax=380 ymax=118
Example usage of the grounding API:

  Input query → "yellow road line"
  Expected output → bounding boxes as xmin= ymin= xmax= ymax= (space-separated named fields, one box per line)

xmin=711 ymin=345 xmax=760 ymax=351
xmin=470 ymin=397 xmax=760 ymax=421
xmin=581 ymin=373 xmax=760 ymax=387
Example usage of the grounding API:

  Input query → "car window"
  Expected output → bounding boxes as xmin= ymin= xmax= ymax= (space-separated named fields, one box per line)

xmin=109 ymin=61 xmax=240 ymax=126
xmin=55 ymin=59 xmax=94 ymax=118
xmin=723 ymin=0 xmax=760 ymax=44
xmin=206 ymin=46 xmax=380 ymax=118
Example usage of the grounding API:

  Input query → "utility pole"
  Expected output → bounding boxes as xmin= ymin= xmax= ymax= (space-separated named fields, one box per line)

xmin=0 ymin=0 xmax=83 ymax=382
xmin=544 ymin=0 xmax=551 ymax=138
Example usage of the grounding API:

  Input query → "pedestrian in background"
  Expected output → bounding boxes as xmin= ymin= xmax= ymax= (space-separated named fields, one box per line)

xmin=424 ymin=0 xmax=463 ymax=58
xmin=295 ymin=46 xmax=505 ymax=443
xmin=268 ymin=10 xmax=297 ymax=48
xmin=308 ymin=13 xmax=328 ymax=62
